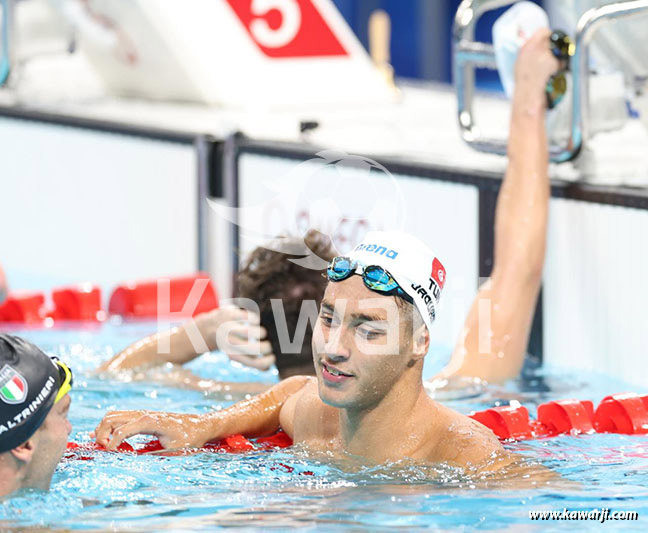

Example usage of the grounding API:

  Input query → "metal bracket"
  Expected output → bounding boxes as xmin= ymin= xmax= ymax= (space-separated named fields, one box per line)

xmin=453 ymin=0 xmax=648 ymax=163
xmin=0 ymin=0 xmax=13 ymax=86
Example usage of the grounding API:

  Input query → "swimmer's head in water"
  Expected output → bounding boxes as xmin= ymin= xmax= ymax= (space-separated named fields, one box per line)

xmin=313 ymin=231 xmax=445 ymax=408
xmin=0 ymin=335 xmax=73 ymax=494
xmin=238 ymin=230 xmax=336 ymax=378
xmin=0 ymin=335 xmax=73 ymax=453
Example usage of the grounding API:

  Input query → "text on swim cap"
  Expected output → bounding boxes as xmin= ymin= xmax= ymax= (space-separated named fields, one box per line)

xmin=0 ymin=376 xmax=56 ymax=437
xmin=353 ymin=244 xmax=398 ymax=259
xmin=411 ymin=278 xmax=441 ymax=321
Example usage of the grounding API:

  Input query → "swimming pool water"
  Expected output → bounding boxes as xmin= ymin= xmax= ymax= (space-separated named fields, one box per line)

xmin=1 ymin=322 xmax=647 ymax=531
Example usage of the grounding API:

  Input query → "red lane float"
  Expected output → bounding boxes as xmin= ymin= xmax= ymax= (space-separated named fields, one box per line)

xmin=0 ymin=285 xmax=103 ymax=323
xmin=0 ymin=292 xmax=46 ymax=323
xmin=108 ymin=273 xmax=218 ymax=319
xmin=469 ymin=405 xmax=545 ymax=440
xmin=65 ymin=431 xmax=293 ymax=460
xmin=66 ymin=393 xmax=648 ymax=459
xmin=0 ymin=272 xmax=218 ymax=324
xmin=593 ymin=393 xmax=648 ymax=435
xmin=51 ymin=284 xmax=103 ymax=321
xmin=471 ymin=394 xmax=648 ymax=441
xmin=537 ymin=399 xmax=594 ymax=436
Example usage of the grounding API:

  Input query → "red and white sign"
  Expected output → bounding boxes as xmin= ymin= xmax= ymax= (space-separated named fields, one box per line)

xmin=225 ymin=0 xmax=347 ymax=57
xmin=73 ymin=0 xmax=393 ymax=107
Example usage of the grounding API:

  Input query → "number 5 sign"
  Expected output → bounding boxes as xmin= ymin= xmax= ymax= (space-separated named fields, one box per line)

xmin=225 ymin=0 xmax=348 ymax=57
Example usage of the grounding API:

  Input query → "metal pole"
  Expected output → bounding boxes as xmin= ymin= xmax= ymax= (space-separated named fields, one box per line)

xmin=572 ymin=0 xmax=648 ymax=158
xmin=194 ymin=135 xmax=213 ymax=273
xmin=0 ymin=0 xmax=14 ymax=86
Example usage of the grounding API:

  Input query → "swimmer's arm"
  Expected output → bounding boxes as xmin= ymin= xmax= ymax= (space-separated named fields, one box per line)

xmin=278 ymin=378 xmax=311 ymax=439
xmin=196 ymin=375 xmax=310 ymax=442
xmin=94 ymin=375 xmax=310 ymax=450
xmin=96 ymin=307 xmax=272 ymax=372
xmin=96 ymin=325 xmax=206 ymax=372
xmin=146 ymin=368 xmax=270 ymax=397
xmin=438 ymin=29 xmax=559 ymax=384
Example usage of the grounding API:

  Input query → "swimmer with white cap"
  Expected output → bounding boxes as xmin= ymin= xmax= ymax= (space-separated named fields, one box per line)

xmin=97 ymin=230 xmax=508 ymax=469
xmin=95 ymin=29 xmax=560 ymax=471
xmin=99 ymin=30 xmax=559 ymax=391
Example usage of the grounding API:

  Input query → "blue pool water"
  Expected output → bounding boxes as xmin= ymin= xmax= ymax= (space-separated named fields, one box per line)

xmin=1 ymin=321 xmax=647 ymax=531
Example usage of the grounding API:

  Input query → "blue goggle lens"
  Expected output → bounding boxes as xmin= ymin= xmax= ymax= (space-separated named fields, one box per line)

xmin=328 ymin=257 xmax=354 ymax=280
xmin=363 ymin=265 xmax=398 ymax=291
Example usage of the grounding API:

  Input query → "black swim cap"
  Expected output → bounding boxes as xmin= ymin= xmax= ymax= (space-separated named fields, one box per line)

xmin=0 ymin=335 xmax=61 ymax=453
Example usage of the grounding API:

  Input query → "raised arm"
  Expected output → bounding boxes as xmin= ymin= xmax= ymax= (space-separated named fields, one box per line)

xmin=441 ymin=29 xmax=560 ymax=383
xmin=97 ymin=307 xmax=274 ymax=372
xmin=93 ymin=375 xmax=311 ymax=450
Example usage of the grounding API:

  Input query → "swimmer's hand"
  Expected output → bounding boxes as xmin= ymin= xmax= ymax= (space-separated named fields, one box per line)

xmin=92 ymin=410 xmax=211 ymax=451
xmin=196 ymin=306 xmax=276 ymax=371
xmin=514 ymin=28 xmax=561 ymax=106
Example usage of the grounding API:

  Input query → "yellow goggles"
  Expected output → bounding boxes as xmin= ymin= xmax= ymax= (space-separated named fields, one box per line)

xmin=54 ymin=359 xmax=73 ymax=404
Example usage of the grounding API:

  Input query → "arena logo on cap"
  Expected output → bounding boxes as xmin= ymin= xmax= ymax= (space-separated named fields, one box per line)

xmin=353 ymin=243 xmax=398 ymax=259
xmin=0 ymin=365 xmax=28 ymax=404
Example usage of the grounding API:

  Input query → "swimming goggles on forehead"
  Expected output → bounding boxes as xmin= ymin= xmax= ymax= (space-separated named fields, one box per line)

xmin=327 ymin=256 xmax=413 ymax=304
xmin=51 ymin=357 xmax=73 ymax=404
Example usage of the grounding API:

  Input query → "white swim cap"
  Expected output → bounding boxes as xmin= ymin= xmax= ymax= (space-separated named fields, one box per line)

xmin=345 ymin=230 xmax=446 ymax=334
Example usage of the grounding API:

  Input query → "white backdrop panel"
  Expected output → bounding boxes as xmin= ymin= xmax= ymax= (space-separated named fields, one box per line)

xmin=0 ymin=117 xmax=198 ymax=291
xmin=237 ymin=153 xmax=480 ymax=368
xmin=543 ymin=198 xmax=648 ymax=386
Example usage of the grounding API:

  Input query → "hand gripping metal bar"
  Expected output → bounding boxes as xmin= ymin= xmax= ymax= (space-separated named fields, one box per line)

xmin=453 ymin=0 xmax=648 ymax=163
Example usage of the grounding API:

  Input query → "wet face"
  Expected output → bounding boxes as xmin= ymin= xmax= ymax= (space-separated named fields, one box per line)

xmin=28 ymin=395 xmax=72 ymax=489
xmin=312 ymin=276 xmax=418 ymax=410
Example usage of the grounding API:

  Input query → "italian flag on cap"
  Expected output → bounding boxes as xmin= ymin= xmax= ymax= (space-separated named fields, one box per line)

xmin=0 ymin=365 xmax=28 ymax=404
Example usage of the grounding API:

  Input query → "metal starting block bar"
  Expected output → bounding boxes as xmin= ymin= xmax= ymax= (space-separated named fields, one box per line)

xmin=453 ymin=0 xmax=648 ymax=163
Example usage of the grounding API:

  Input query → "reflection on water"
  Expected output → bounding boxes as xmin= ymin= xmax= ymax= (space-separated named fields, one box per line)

xmin=0 ymin=323 xmax=647 ymax=531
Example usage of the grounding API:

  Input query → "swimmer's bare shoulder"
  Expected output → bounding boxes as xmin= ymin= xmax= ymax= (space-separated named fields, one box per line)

xmin=279 ymin=377 xmax=339 ymax=446
xmin=431 ymin=404 xmax=560 ymax=484
xmin=431 ymin=403 xmax=508 ymax=471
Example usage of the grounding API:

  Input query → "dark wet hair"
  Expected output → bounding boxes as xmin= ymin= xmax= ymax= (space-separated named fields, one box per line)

xmin=237 ymin=231 xmax=336 ymax=378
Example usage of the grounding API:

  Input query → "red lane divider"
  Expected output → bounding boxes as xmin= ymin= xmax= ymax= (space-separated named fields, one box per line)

xmin=108 ymin=273 xmax=218 ymax=319
xmin=65 ymin=431 xmax=293 ymax=460
xmin=593 ymin=393 xmax=648 ymax=435
xmin=471 ymin=394 xmax=648 ymax=441
xmin=51 ymin=285 xmax=103 ymax=321
xmin=0 ymin=273 xmax=218 ymax=324
xmin=0 ymin=292 xmax=46 ymax=323
xmin=537 ymin=399 xmax=594 ymax=436
xmin=65 ymin=431 xmax=313 ymax=475
xmin=469 ymin=405 xmax=545 ymax=440
xmin=65 ymin=394 xmax=648 ymax=459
